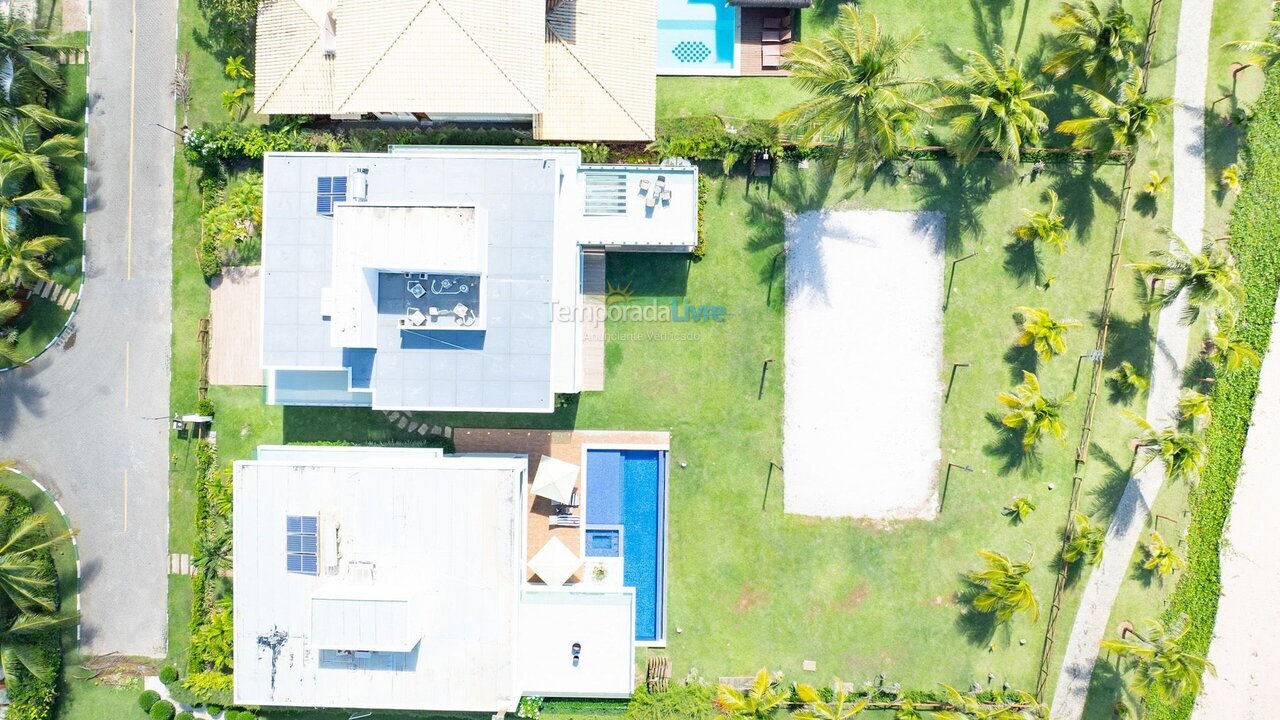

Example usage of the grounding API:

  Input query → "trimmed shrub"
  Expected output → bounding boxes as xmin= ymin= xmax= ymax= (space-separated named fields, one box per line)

xmin=138 ymin=690 xmax=161 ymax=712
xmin=206 ymin=705 xmax=223 ymax=716
xmin=175 ymin=713 xmax=196 ymax=720
xmin=148 ymin=700 xmax=176 ymax=720
xmin=1145 ymin=32 xmax=1280 ymax=720
xmin=159 ymin=665 xmax=179 ymax=684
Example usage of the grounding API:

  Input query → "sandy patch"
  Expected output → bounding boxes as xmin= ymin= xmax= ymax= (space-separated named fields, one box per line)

xmin=783 ymin=210 xmax=945 ymax=519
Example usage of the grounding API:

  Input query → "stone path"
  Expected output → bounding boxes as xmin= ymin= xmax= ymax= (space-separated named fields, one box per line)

xmin=381 ymin=410 xmax=453 ymax=439
xmin=28 ymin=279 xmax=79 ymax=311
xmin=1047 ymin=0 xmax=1214 ymax=715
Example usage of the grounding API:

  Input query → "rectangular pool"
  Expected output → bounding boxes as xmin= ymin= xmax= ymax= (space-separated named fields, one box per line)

xmin=657 ymin=0 xmax=738 ymax=75
xmin=585 ymin=449 xmax=668 ymax=643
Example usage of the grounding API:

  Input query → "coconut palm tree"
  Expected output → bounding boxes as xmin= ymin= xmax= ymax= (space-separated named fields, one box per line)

xmin=1003 ymin=496 xmax=1036 ymax=523
xmin=1012 ymin=190 xmax=1070 ymax=253
xmin=1108 ymin=360 xmax=1148 ymax=395
xmin=1219 ymin=163 xmax=1242 ymax=192
xmin=0 ymin=119 xmax=79 ymax=193
xmin=1130 ymin=236 xmax=1243 ymax=324
xmin=1062 ymin=512 xmax=1105 ymax=565
xmin=0 ymin=16 xmax=67 ymax=98
xmin=998 ymin=371 xmax=1074 ymax=450
xmin=933 ymin=46 xmax=1054 ymax=163
xmin=777 ymin=7 xmax=934 ymax=174
xmin=793 ymin=679 xmax=868 ymax=720
xmin=1142 ymin=531 xmax=1185 ymax=577
xmin=1225 ymin=19 xmax=1280 ymax=68
xmin=1015 ymin=305 xmax=1080 ymax=360
xmin=1143 ymin=171 xmax=1170 ymax=195
xmin=967 ymin=548 xmax=1038 ymax=623
xmin=1206 ymin=321 xmax=1260 ymax=373
xmin=192 ymin=522 xmax=231 ymax=584
xmin=0 ymin=497 xmax=74 ymax=614
xmin=1102 ymin=614 xmax=1214 ymax=705
xmin=0 ymin=298 xmax=17 ymax=325
xmin=0 ymin=611 xmax=75 ymax=683
xmin=1042 ymin=0 xmax=1140 ymax=88
xmin=0 ymin=160 xmax=70 ymax=223
xmin=1125 ymin=411 xmax=1207 ymax=485
xmin=1056 ymin=70 xmax=1172 ymax=152
xmin=0 ymin=231 xmax=65 ymax=288
xmin=1177 ymin=388 xmax=1212 ymax=425
xmin=715 ymin=669 xmax=789 ymax=719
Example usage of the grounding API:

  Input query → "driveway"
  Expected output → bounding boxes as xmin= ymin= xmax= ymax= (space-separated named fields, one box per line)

xmin=0 ymin=0 xmax=176 ymax=656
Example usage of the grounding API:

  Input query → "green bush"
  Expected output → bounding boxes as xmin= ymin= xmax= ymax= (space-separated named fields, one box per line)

xmin=175 ymin=713 xmax=195 ymax=720
xmin=199 ymin=172 xmax=264 ymax=276
xmin=138 ymin=690 xmax=161 ymax=712
xmin=206 ymin=705 xmax=223 ymax=716
xmin=693 ymin=173 xmax=710 ymax=258
xmin=195 ymin=398 xmax=214 ymax=417
xmin=148 ymin=700 xmax=176 ymax=720
xmin=1145 ymin=39 xmax=1280 ymax=720
xmin=183 ymin=123 xmax=526 ymax=167
xmin=652 ymin=116 xmax=781 ymax=172
xmin=159 ymin=665 xmax=179 ymax=684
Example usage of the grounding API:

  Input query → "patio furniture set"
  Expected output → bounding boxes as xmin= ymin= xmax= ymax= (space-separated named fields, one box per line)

xmin=529 ymin=455 xmax=586 ymax=585
xmin=638 ymin=176 xmax=673 ymax=209
xmin=760 ymin=12 xmax=793 ymax=70
xmin=398 ymin=275 xmax=477 ymax=328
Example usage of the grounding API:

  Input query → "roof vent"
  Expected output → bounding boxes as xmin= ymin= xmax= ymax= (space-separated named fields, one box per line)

xmin=321 ymin=10 xmax=337 ymax=57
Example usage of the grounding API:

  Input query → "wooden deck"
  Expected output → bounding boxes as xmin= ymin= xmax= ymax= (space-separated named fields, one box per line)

xmin=581 ymin=251 xmax=606 ymax=392
xmin=209 ymin=265 xmax=264 ymax=386
xmin=452 ymin=428 xmax=670 ymax=584
xmin=739 ymin=7 xmax=795 ymax=77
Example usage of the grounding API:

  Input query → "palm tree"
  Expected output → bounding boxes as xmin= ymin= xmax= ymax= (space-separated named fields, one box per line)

xmin=192 ymin=522 xmax=231 ymax=584
xmin=1225 ymin=19 xmax=1280 ymax=68
xmin=0 ymin=298 xmax=17 ymax=325
xmin=1003 ymin=495 xmax=1036 ymax=523
xmin=933 ymin=46 xmax=1054 ymax=163
xmin=1062 ymin=512 xmax=1105 ymax=565
xmin=998 ymin=371 xmax=1074 ymax=450
xmin=777 ymin=7 xmax=934 ymax=174
xmin=0 ymin=611 xmax=76 ymax=683
xmin=967 ymin=549 xmax=1038 ymax=623
xmin=1012 ymin=190 xmax=1070 ymax=253
xmin=0 ymin=160 xmax=71 ymax=223
xmin=1143 ymin=171 xmax=1170 ymax=195
xmin=1101 ymin=614 xmax=1214 ymax=705
xmin=0 ymin=498 xmax=74 ymax=614
xmin=1056 ymin=70 xmax=1172 ymax=152
xmin=0 ymin=16 xmax=67 ymax=98
xmin=1015 ymin=305 xmax=1080 ymax=360
xmin=1042 ymin=0 xmax=1140 ymax=88
xmin=793 ymin=679 xmax=868 ymax=719
xmin=1130 ymin=236 xmax=1243 ymax=324
xmin=1219 ymin=163 xmax=1242 ymax=191
xmin=1206 ymin=321 xmax=1260 ymax=373
xmin=715 ymin=669 xmax=789 ymax=719
xmin=1108 ymin=360 xmax=1148 ymax=394
xmin=0 ymin=119 xmax=79 ymax=193
xmin=1177 ymin=388 xmax=1212 ymax=425
xmin=1126 ymin=412 xmax=1207 ymax=485
xmin=0 ymin=231 xmax=66 ymax=288
xmin=1142 ymin=531 xmax=1185 ymax=577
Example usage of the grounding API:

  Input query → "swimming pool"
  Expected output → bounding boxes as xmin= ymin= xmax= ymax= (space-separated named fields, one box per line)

xmin=585 ymin=449 xmax=668 ymax=643
xmin=657 ymin=0 xmax=738 ymax=75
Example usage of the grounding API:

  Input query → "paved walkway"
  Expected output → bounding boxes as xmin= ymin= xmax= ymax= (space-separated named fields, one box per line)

xmin=1048 ymin=0 xmax=1213 ymax=715
xmin=1191 ymin=299 xmax=1280 ymax=717
xmin=0 ymin=0 xmax=177 ymax=656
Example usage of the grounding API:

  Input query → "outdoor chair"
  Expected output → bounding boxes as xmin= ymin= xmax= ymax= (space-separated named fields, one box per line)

xmin=639 ymin=178 xmax=651 ymax=193
xmin=646 ymin=192 xmax=659 ymax=208
xmin=762 ymin=13 xmax=792 ymax=31
xmin=661 ymin=190 xmax=673 ymax=203
xmin=762 ymin=45 xmax=782 ymax=70
xmin=762 ymin=28 xmax=791 ymax=43
xmin=553 ymin=487 xmax=580 ymax=515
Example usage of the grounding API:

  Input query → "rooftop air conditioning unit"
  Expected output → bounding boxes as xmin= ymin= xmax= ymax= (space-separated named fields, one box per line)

xmin=349 ymin=167 xmax=369 ymax=202
xmin=321 ymin=10 xmax=337 ymax=57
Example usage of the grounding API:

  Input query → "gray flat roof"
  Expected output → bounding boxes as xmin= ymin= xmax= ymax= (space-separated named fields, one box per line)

xmin=261 ymin=152 xmax=561 ymax=411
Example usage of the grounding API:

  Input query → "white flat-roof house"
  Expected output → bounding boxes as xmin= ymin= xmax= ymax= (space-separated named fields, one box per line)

xmin=254 ymin=0 xmax=657 ymax=141
xmin=233 ymin=445 xmax=637 ymax=714
xmin=260 ymin=146 xmax=698 ymax=412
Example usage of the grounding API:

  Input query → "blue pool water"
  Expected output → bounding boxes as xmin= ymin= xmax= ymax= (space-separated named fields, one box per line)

xmin=586 ymin=449 xmax=667 ymax=642
xmin=657 ymin=0 xmax=737 ymax=74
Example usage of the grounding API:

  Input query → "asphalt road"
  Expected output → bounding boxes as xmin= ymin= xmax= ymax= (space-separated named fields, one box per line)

xmin=0 ymin=0 xmax=176 ymax=657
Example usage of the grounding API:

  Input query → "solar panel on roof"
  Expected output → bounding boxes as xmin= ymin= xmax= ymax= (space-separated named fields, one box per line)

xmin=315 ymin=176 xmax=347 ymax=216
xmin=286 ymin=515 xmax=319 ymax=574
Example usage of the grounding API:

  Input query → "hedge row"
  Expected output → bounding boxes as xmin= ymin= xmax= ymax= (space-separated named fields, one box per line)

xmin=1145 ymin=55 xmax=1280 ymax=720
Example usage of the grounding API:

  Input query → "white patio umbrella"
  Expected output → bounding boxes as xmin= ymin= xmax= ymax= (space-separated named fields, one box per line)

xmin=531 ymin=455 xmax=579 ymax=505
xmin=528 ymin=536 xmax=582 ymax=587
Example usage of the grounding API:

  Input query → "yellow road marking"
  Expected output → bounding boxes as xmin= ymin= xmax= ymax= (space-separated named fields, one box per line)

xmin=125 ymin=0 xmax=138 ymax=280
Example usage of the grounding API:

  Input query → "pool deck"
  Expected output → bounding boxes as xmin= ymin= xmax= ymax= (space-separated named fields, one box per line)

xmin=453 ymin=428 xmax=670 ymax=583
xmin=739 ymin=8 xmax=795 ymax=77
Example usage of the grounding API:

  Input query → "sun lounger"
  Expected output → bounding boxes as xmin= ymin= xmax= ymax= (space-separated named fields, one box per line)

xmin=638 ymin=178 xmax=651 ymax=193
xmin=550 ymin=514 xmax=581 ymax=528
xmin=646 ymin=193 xmax=659 ymax=208
xmin=762 ymin=13 xmax=792 ymax=31
xmin=762 ymin=45 xmax=782 ymax=70
xmin=762 ymin=28 xmax=791 ymax=43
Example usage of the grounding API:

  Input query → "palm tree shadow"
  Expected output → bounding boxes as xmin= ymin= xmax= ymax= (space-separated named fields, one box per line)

xmin=1047 ymin=164 xmax=1118 ymax=237
xmin=1003 ymin=343 xmax=1039 ymax=383
xmin=954 ymin=579 xmax=1001 ymax=646
xmin=913 ymin=160 xmax=1005 ymax=252
xmin=982 ymin=412 xmax=1042 ymax=475
xmin=968 ymin=0 xmax=1012 ymax=52
xmin=1086 ymin=442 xmax=1136 ymax=522
xmin=1133 ymin=192 xmax=1158 ymax=218
xmin=1003 ymin=237 xmax=1044 ymax=287
xmin=743 ymin=159 xmax=844 ymax=288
